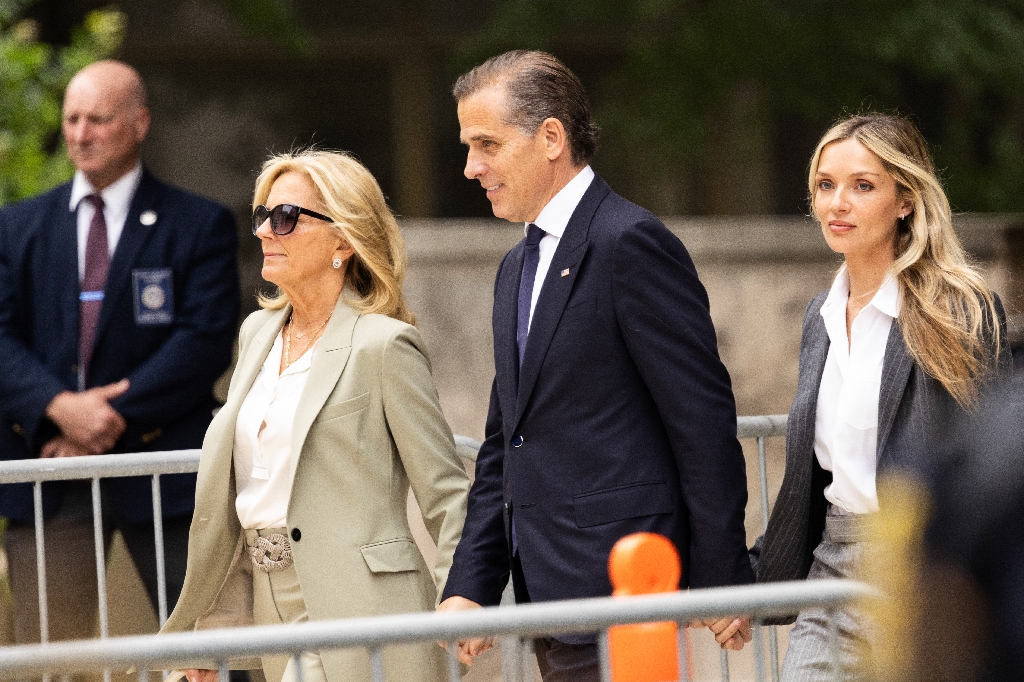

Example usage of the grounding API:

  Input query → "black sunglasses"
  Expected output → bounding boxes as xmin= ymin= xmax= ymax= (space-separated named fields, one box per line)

xmin=252 ymin=203 xmax=334 ymax=236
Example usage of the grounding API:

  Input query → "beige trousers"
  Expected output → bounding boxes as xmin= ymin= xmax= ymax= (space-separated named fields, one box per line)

xmin=247 ymin=528 xmax=328 ymax=682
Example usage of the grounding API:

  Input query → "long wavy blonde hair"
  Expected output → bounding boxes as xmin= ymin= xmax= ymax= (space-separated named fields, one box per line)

xmin=253 ymin=150 xmax=414 ymax=325
xmin=809 ymin=114 xmax=1000 ymax=407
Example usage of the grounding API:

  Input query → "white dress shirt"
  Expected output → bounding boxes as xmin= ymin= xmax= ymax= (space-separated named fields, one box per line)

xmin=233 ymin=330 xmax=319 ymax=530
xmin=69 ymin=162 xmax=143 ymax=281
xmin=523 ymin=165 xmax=595 ymax=332
xmin=813 ymin=265 xmax=900 ymax=514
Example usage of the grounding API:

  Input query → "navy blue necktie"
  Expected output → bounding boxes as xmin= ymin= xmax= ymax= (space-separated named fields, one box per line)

xmin=517 ymin=224 xmax=545 ymax=372
xmin=512 ymin=225 xmax=542 ymax=557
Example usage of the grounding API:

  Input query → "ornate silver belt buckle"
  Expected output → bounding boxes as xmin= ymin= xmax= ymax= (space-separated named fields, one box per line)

xmin=249 ymin=533 xmax=294 ymax=573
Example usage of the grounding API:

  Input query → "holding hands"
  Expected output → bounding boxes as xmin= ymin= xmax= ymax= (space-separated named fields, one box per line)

xmin=436 ymin=596 xmax=493 ymax=665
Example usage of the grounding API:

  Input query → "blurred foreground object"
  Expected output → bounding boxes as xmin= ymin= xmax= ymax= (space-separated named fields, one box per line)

xmin=0 ymin=0 xmax=125 ymax=205
xmin=608 ymin=533 xmax=684 ymax=682
xmin=864 ymin=375 xmax=1024 ymax=681
xmin=917 ymin=375 xmax=1024 ymax=682
xmin=860 ymin=474 xmax=930 ymax=682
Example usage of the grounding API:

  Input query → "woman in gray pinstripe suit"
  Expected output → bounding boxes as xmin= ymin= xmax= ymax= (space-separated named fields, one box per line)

xmin=752 ymin=114 xmax=1006 ymax=681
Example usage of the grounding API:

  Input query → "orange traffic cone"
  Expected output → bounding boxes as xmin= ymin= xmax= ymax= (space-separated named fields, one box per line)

xmin=607 ymin=533 xmax=688 ymax=682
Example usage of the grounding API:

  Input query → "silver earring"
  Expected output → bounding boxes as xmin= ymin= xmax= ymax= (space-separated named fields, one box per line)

xmin=332 ymin=257 xmax=343 ymax=269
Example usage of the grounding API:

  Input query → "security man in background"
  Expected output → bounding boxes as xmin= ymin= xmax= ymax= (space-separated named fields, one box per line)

xmin=0 ymin=59 xmax=239 ymax=643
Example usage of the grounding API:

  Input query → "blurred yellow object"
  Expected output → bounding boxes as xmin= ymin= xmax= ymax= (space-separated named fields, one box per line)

xmin=860 ymin=473 xmax=931 ymax=682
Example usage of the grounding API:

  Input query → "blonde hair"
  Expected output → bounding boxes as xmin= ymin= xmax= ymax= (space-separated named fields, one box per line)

xmin=253 ymin=149 xmax=414 ymax=325
xmin=808 ymin=114 xmax=1000 ymax=407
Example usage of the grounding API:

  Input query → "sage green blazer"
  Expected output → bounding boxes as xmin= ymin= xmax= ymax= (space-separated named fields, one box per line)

xmin=162 ymin=294 xmax=470 ymax=682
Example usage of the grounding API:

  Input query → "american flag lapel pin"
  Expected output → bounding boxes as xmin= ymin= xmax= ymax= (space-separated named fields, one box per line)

xmin=561 ymin=268 xmax=570 ymax=277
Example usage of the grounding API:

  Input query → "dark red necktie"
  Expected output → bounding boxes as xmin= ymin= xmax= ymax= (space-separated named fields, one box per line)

xmin=79 ymin=194 xmax=109 ymax=386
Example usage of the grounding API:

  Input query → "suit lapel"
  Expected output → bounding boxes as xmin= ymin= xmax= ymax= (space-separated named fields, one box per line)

xmin=53 ymin=185 xmax=80 ymax=351
xmin=494 ymin=245 xmax=525 ymax=422
xmin=197 ymin=306 xmax=288 ymax=515
xmin=286 ymin=295 xmax=359 ymax=489
xmin=512 ymin=176 xmax=609 ymax=427
xmin=224 ymin=307 xmax=290 ymax=420
xmin=94 ymin=170 xmax=162 ymax=349
xmin=793 ymin=308 xmax=830 ymax=469
xmin=876 ymin=320 xmax=913 ymax=459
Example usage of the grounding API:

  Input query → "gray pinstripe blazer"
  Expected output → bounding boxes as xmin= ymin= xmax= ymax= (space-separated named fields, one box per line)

xmin=752 ymin=290 xmax=1006 ymax=599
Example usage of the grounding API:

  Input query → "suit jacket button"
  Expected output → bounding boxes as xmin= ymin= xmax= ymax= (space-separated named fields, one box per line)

xmin=291 ymin=528 xmax=301 ymax=542
xmin=512 ymin=435 xmax=524 ymax=447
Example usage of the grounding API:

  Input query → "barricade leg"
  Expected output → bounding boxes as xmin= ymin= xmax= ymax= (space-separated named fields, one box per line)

xmin=91 ymin=478 xmax=111 ymax=682
xmin=32 ymin=481 xmax=51 ymax=682
xmin=91 ymin=477 xmax=109 ymax=639
xmin=597 ymin=630 xmax=612 ymax=682
xmin=756 ymin=435 xmax=782 ymax=681
xmin=768 ymin=625 xmax=780 ymax=682
xmin=675 ymin=624 xmax=689 ymax=682
xmin=151 ymin=473 xmax=169 ymax=626
xmin=753 ymin=622 xmax=765 ymax=682
xmin=369 ymin=646 xmax=384 ymax=682
xmin=520 ymin=637 xmax=534 ymax=682
xmin=446 ymin=640 xmax=460 ymax=682
xmin=32 ymin=481 xmax=49 ymax=646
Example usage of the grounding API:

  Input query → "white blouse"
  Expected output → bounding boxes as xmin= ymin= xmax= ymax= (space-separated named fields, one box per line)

xmin=813 ymin=265 xmax=899 ymax=515
xmin=233 ymin=330 xmax=318 ymax=529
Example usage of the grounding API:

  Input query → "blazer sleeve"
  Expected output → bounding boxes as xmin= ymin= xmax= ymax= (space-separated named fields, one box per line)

xmin=439 ymin=377 xmax=511 ymax=606
xmin=610 ymin=218 xmax=754 ymax=588
xmin=0 ymin=205 xmax=69 ymax=452
xmin=380 ymin=324 xmax=470 ymax=603
xmin=109 ymin=205 xmax=239 ymax=426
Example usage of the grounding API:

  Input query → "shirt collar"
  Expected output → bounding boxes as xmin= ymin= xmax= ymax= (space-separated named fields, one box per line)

xmin=820 ymin=263 xmax=901 ymax=320
xmin=524 ymin=165 xmax=595 ymax=239
xmin=69 ymin=162 xmax=143 ymax=213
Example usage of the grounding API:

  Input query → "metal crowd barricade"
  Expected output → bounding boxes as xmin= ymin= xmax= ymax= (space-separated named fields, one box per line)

xmin=0 ymin=435 xmax=483 ymax=650
xmin=0 ymin=579 xmax=873 ymax=682
xmin=736 ymin=414 xmax=788 ymax=682
xmin=0 ymin=419 xmax=791 ymax=681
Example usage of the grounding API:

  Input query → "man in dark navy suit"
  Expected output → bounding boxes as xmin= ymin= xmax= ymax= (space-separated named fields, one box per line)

xmin=0 ymin=60 xmax=239 ymax=643
xmin=437 ymin=51 xmax=753 ymax=679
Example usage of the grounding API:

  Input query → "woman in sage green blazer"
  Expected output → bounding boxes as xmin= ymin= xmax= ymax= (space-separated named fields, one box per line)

xmin=161 ymin=150 xmax=469 ymax=682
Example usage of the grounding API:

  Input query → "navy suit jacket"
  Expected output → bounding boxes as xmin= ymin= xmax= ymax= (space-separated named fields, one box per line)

xmin=0 ymin=169 xmax=240 ymax=523
xmin=443 ymin=174 xmax=754 ymax=617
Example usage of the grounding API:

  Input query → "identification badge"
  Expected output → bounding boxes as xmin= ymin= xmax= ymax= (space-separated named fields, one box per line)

xmin=132 ymin=268 xmax=174 ymax=325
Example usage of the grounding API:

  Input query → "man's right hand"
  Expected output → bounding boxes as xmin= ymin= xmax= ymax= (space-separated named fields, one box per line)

xmin=45 ymin=379 xmax=130 ymax=454
xmin=436 ymin=595 xmax=493 ymax=665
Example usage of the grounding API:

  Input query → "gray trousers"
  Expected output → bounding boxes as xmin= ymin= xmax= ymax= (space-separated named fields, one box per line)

xmin=781 ymin=509 xmax=873 ymax=682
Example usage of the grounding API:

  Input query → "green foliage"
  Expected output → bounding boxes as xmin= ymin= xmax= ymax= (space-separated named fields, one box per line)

xmin=216 ymin=0 xmax=313 ymax=55
xmin=458 ymin=0 xmax=1024 ymax=212
xmin=0 ymin=2 xmax=125 ymax=206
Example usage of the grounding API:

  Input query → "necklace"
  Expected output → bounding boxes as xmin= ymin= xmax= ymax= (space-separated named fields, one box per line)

xmin=283 ymin=313 xmax=331 ymax=368
xmin=849 ymin=287 xmax=880 ymax=305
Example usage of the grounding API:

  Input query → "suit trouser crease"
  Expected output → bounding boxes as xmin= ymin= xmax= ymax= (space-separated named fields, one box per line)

xmin=248 ymin=528 xmax=327 ymax=682
xmin=781 ymin=511 xmax=874 ymax=682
